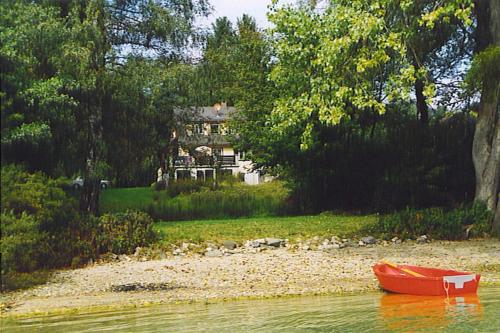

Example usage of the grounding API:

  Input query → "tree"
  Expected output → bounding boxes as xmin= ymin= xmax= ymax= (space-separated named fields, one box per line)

xmin=1 ymin=0 xmax=210 ymax=214
xmin=1 ymin=1 xmax=79 ymax=174
xmin=470 ymin=0 xmax=500 ymax=233
xmin=268 ymin=0 xmax=499 ymax=231
xmin=228 ymin=15 xmax=277 ymax=166
xmin=199 ymin=17 xmax=237 ymax=105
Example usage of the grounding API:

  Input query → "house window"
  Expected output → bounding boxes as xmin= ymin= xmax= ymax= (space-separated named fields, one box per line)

xmin=194 ymin=123 xmax=203 ymax=134
xmin=210 ymin=124 xmax=220 ymax=134
xmin=176 ymin=170 xmax=191 ymax=180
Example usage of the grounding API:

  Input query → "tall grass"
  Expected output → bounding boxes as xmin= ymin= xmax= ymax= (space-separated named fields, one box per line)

xmin=148 ymin=182 xmax=290 ymax=220
xmin=101 ymin=181 xmax=291 ymax=221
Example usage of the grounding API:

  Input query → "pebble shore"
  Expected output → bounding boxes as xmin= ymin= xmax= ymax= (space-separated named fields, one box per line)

xmin=2 ymin=239 xmax=499 ymax=316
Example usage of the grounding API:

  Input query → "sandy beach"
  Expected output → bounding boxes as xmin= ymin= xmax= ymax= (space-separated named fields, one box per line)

xmin=2 ymin=239 xmax=499 ymax=316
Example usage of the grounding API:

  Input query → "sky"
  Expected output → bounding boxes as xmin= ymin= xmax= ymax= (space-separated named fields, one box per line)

xmin=200 ymin=0 xmax=296 ymax=29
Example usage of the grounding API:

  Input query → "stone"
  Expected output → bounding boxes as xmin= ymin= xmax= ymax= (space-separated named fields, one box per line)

xmin=173 ymin=249 xmax=182 ymax=256
xmin=361 ymin=236 xmax=376 ymax=245
xmin=205 ymin=250 xmax=223 ymax=257
xmin=252 ymin=241 xmax=261 ymax=248
xmin=134 ymin=247 xmax=142 ymax=256
xmin=302 ymin=245 xmax=311 ymax=251
xmin=245 ymin=240 xmax=261 ymax=248
xmin=358 ymin=240 xmax=365 ymax=246
xmin=255 ymin=238 xmax=267 ymax=245
xmin=417 ymin=235 xmax=428 ymax=244
xmin=322 ymin=239 xmax=330 ymax=246
xmin=223 ymin=240 xmax=237 ymax=250
xmin=266 ymin=238 xmax=284 ymax=247
xmin=319 ymin=244 xmax=340 ymax=251
xmin=391 ymin=237 xmax=399 ymax=242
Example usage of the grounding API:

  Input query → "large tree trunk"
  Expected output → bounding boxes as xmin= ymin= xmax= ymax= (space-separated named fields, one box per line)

xmin=80 ymin=106 xmax=103 ymax=215
xmin=80 ymin=0 xmax=108 ymax=216
xmin=473 ymin=0 xmax=500 ymax=234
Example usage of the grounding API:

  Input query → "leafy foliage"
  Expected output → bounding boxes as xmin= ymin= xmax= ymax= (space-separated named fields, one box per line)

xmin=0 ymin=165 xmax=84 ymax=280
xmin=1 ymin=211 xmax=45 ymax=274
xmin=0 ymin=165 xmax=159 ymax=290
xmin=466 ymin=46 xmax=500 ymax=92
xmin=97 ymin=211 xmax=157 ymax=254
xmin=373 ymin=202 xmax=493 ymax=240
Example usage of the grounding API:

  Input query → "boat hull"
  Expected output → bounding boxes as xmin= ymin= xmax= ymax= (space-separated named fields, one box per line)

xmin=373 ymin=263 xmax=480 ymax=296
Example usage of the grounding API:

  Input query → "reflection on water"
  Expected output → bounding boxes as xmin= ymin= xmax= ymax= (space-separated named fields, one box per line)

xmin=380 ymin=293 xmax=482 ymax=332
xmin=2 ymin=287 xmax=499 ymax=332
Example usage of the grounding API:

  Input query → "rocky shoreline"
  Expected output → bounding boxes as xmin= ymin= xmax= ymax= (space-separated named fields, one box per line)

xmin=2 ymin=238 xmax=499 ymax=317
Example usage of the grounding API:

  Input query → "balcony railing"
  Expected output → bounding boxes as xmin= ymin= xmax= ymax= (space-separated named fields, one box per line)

xmin=174 ymin=155 xmax=236 ymax=167
xmin=218 ymin=155 xmax=235 ymax=165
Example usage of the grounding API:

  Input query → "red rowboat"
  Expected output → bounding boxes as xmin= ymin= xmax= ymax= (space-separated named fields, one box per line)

xmin=373 ymin=262 xmax=481 ymax=296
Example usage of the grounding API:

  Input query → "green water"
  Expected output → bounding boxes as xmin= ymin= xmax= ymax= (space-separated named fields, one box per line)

xmin=2 ymin=286 xmax=500 ymax=332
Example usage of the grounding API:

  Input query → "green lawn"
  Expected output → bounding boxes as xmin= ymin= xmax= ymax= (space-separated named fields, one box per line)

xmin=155 ymin=214 xmax=377 ymax=245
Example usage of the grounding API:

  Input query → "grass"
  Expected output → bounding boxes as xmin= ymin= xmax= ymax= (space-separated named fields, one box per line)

xmin=154 ymin=213 xmax=377 ymax=245
xmin=100 ymin=186 xmax=167 ymax=212
xmin=101 ymin=181 xmax=291 ymax=220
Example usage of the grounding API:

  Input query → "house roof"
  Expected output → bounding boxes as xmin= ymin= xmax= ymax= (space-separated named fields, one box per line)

xmin=174 ymin=106 xmax=236 ymax=122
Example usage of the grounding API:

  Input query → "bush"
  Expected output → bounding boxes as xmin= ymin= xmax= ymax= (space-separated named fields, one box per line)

xmin=0 ymin=164 xmax=91 ymax=290
xmin=373 ymin=203 xmax=493 ymax=240
xmin=0 ymin=212 xmax=46 ymax=273
xmin=0 ymin=165 xmax=83 ymax=272
xmin=96 ymin=211 xmax=157 ymax=254
xmin=1 ymin=271 xmax=51 ymax=292
xmin=0 ymin=165 xmax=159 ymax=290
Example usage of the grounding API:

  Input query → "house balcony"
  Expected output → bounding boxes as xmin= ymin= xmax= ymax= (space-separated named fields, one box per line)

xmin=178 ymin=133 xmax=230 ymax=147
xmin=218 ymin=155 xmax=236 ymax=165
xmin=174 ymin=155 xmax=236 ymax=167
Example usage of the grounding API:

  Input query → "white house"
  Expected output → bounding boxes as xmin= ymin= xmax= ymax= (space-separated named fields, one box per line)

xmin=172 ymin=103 xmax=263 ymax=185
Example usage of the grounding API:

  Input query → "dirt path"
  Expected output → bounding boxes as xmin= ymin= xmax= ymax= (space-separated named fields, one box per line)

xmin=2 ymin=239 xmax=499 ymax=316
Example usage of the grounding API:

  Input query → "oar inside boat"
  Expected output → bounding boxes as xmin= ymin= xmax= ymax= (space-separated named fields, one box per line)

xmin=381 ymin=260 xmax=425 ymax=277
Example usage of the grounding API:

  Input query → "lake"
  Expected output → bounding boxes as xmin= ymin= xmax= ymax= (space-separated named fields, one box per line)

xmin=2 ymin=286 xmax=499 ymax=332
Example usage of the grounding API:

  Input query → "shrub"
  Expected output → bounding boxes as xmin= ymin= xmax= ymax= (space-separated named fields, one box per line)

xmin=1 ymin=165 xmax=83 ymax=271
xmin=96 ymin=211 xmax=157 ymax=254
xmin=373 ymin=203 xmax=493 ymax=240
xmin=1 ymin=271 xmax=51 ymax=292
xmin=0 ymin=212 xmax=46 ymax=274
